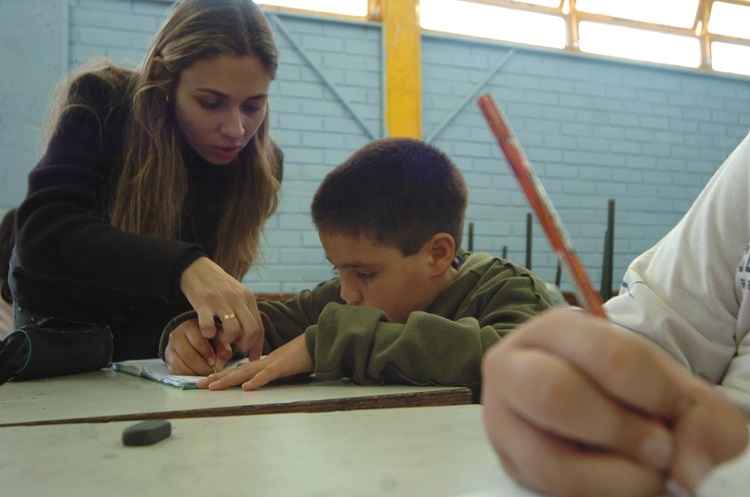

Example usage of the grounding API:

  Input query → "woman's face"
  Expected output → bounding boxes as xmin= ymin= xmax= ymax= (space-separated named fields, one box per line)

xmin=174 ymin=54 xmax=272 ymax=165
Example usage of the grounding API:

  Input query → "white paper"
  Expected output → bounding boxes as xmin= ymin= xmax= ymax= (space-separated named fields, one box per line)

xmin=112 ymin=358 xmax=246 ymax=389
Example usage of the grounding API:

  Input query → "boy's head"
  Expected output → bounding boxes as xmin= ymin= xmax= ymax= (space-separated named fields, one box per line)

xmin=311 ymin=138 xmax=468 ymax=322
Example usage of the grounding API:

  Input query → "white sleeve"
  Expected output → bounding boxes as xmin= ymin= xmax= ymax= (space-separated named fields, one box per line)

xmin=605 ymin=132 xmax=750 ymax=387
xmin=720 ymin=326 xmax=750 ymax=411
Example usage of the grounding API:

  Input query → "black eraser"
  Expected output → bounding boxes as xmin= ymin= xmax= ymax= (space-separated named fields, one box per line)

xmin=122 ymin=420 xmax=172 ymax=447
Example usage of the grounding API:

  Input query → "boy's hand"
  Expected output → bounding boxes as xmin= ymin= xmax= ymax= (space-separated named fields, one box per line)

xmin=165 ymin=319 xmax=232 ymax=375
xmin=197 ymin=334 xmax=313 ymax=391
xmin=481 ymin=308 xmax=749 ymax=497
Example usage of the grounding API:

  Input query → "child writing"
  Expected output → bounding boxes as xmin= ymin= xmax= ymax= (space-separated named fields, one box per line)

xmin=481 ymin=132 xmax=750 ymax=496
xmin=161 ymin=138 xmax=562 ymax=391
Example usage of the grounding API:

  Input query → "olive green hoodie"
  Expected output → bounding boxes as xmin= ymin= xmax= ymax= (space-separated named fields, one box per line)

xmin=161 ymin=251 xmax=561 ymax=392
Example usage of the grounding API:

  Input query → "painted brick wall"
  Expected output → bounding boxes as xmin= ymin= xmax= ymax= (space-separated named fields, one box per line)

xmin=0 ymin=0 xmax=67 ymax=208
xmin=423 ymin=35 xmax=750 ymax=290
xmin=3 ymin=0 xmax=750 ymax=294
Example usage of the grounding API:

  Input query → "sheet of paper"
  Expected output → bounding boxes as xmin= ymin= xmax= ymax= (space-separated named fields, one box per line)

xmin=112 ymin=358 xmax=246 ymax=389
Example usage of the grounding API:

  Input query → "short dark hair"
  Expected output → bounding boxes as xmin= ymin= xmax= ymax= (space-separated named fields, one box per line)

xmin=311 ymin=138 xmax=467 ymax=255
xmin=0 ymin=208 xmax=17 ymax=304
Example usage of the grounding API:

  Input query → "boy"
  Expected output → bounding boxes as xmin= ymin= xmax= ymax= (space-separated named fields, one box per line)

xmin=161 ymin=138 xmax=560 ymax=392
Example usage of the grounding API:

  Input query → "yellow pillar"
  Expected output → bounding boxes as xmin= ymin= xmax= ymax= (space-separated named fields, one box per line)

xmin=381 ymin=0 xmax=422 ymax=138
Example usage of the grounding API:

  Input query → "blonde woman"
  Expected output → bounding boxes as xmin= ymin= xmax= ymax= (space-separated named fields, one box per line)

xmin=10 ymin=0 xmax=281 ymax=368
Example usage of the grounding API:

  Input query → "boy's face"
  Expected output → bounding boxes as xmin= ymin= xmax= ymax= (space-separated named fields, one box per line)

xmin=319 ymin=231 xmax=437 ymax=323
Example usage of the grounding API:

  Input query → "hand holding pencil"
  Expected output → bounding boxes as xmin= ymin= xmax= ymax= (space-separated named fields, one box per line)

xmin=477 ymin=94 xmax=748 ymax=497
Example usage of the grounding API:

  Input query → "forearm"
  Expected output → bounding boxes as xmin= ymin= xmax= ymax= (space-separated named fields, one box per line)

xmin=306 ymin=303 xmax=503 ymax=389
xmin=16 ymin=189 xmax=204 ymax=301
xmin=258 ymin=279 xmax=342 ymax=351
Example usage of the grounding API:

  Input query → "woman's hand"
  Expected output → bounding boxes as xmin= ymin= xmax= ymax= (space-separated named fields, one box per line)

xmin=481 ymin=308 xmax=749 ymax=497
xmin=180 ymin=256 xmax=264 ymax=360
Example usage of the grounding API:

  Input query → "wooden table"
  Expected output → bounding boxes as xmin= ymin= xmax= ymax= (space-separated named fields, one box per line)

xmin=0 ymin=405 xmax=515 ymax=497
xmin=1 ymin=405 xmax=745 ymax=497
xmin=0 ymin=369 xmax=471 ymax=427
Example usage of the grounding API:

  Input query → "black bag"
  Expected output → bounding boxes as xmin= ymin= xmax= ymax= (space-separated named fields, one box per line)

xmin=0 ymin=317 xmax=113 ymax=385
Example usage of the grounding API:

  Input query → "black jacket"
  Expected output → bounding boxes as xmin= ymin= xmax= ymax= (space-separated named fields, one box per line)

xmin=11 ymin=70 xmax=283 ymax=360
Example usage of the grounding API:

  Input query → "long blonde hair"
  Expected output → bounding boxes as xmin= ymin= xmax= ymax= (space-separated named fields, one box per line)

xmin=51 ymin=0 xmax=280 ymax=279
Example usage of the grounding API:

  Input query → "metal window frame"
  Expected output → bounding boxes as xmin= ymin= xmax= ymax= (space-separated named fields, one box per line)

xmin=257 ymin=1 xmax=749 ymax=75
xmin=456 ymin=0 xmax=750 ymax=74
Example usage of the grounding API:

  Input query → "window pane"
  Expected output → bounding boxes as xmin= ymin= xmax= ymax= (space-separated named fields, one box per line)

xmin=709 ymin=2 xmax=750 ymax=39
xmin=576 ymin=0 xmax=699 ymax=28
xmin=712 ymin=41 xmax=750 ymax=76
xmin=421 ymin=0 xmax=566 ymax=48
xmin=579 ymin=21 xmax=701 ymax=68
xmin=256 ymin=0 xmax=367 ymax=17
xmin=512 ymin=0 xmax=561 ymax=7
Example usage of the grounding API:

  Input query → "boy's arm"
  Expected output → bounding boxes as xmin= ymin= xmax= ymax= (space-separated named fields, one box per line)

xmin=257 ymin=278 xmax=342 ymax=352
xmin=307 ymin=274 xmax=552 ymax=390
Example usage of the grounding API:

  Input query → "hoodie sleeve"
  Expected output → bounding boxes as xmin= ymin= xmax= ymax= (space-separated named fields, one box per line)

xmin=305 ymin=272 xmax=553 ymax=391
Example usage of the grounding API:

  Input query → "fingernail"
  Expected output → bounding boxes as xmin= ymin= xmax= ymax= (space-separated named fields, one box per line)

xmin=681 ymin=453 xmax=712 ymax=490
xmin=666 ymin=479 xmax=695 ymax=497
xmin=641 ymin=429 xmax=673 ymax=470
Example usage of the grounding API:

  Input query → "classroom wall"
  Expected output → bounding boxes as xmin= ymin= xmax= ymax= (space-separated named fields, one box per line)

xmin=2 ymin=0 xmax=750 ymax=292
xmin=422 ymin=35 xmax=750 ymax=287
xmin=0 ymin=0 xmax=68 ymax=214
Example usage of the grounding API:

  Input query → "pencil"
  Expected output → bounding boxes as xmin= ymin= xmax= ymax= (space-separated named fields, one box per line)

xmin=477 ymin=94 xmax=606 ymax=318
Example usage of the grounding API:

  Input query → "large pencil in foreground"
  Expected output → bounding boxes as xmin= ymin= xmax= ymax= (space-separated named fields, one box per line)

xmin=477 ymin=94 xmax=606 ymax=317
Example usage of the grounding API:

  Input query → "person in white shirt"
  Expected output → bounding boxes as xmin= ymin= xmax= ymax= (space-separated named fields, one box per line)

xmin=481 ymin=133 xmax=750 ymax=497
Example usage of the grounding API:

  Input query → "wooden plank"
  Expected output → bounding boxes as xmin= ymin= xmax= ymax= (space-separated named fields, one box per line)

xmin=0 ymin=369 xmax=471 ymax=427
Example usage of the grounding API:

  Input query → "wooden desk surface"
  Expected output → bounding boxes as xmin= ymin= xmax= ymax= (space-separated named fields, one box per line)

xmin=0 ymin=405 xmax=516 ymax=497
xmin=0 ymin=369 xmax=471 ymax=427
xmin=1 ymin=405 xmax=745 ymax=497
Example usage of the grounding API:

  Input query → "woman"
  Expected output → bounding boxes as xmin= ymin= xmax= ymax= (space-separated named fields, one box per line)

xmin=10 ymin=0 xmax=281 ymax=365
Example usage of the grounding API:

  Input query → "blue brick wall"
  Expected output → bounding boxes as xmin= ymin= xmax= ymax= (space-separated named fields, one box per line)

xmin=423 ymin=34 xmax=750 ymax=290
xmin=0 ymin=0 xmax=67 ymax=208
xmin=3 ymin=0 xmax=750 ymax=295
